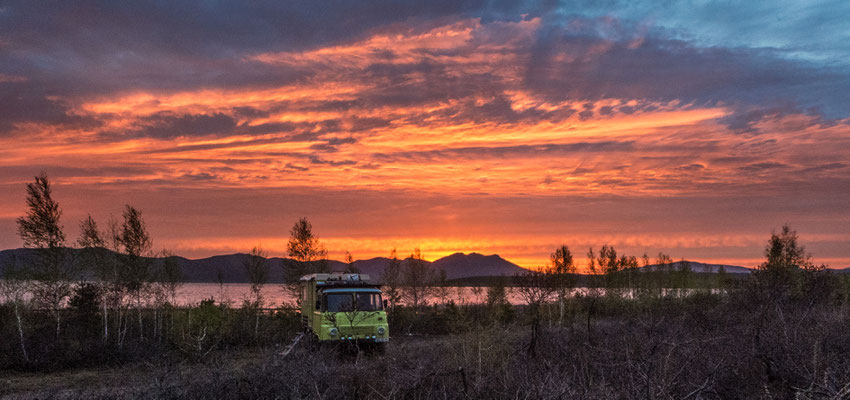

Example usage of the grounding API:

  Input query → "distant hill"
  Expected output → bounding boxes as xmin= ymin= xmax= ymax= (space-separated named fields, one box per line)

xmin=640 ymin=261 xmax=753 ymax=274
xmin=349 ymin=252 xmax=527 ymax=281
xmin=432 ymin=252 xmax=527 ymax=278
xmin=0 ymin=248 xmax=527 ymax=283
xmin=4 ymin=248 xmax=845 ymax=282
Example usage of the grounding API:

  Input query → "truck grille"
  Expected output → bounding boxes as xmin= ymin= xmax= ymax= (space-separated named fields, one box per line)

xmin=338 ymin=326 xmax=376 ymax=338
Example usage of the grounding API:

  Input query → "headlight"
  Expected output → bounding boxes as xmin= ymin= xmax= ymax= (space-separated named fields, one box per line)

xmin=329 ymin=328 xmax=338 ymax=337
xmin=377 ymin=326 xmax=386 ymax=335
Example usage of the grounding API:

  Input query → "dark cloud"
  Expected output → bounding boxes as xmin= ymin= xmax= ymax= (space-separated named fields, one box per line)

xmin=309 ymin=137 xmax=358 ymax=152
xmin=0 ymin=1 xmax=537 ymax=98
xmin=677 ymin=164 xmax=706 ymax=172
xmin=180 ymin=172 xmax=219 ymax=181
xmin=243 ymin=122 xmax=300 ymax=135
xmin=0 ymin=165 xmax=157 ymax=179
xmin=308 ymin=156 xmax=358 ymax=166
xmin=737 ymin=162 xmax=790 ymax=173
xmin=523 ymin=18 xmax=850 ymax=119
xmin=375 ymin=141 xmax=635 ymax=163
xmin=2 ymin=2 xmax=848 ymax=135
xmin=135 ymin=112 xmax=238 ymax=138
xmin=715 ymin=105 xmax=810 ymax=134
xmin=231 ymin=106 xmax=270 ymax=119
xmin=282 ymin=163 xmax=309 ymax=172
xmin=0 ymin=84 xmax=100 ymax=134
xmin=798 ymin=163 xmax=848 ymax=174
xmin=349 ymin=117 xmax=392 ymax=132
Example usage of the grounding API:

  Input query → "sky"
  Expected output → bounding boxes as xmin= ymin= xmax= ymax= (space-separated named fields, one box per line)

xmin=1 ymin=1 xmax=849 ymax=269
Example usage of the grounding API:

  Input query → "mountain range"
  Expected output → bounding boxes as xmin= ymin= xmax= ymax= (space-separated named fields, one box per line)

xmin=0 ymin=248 xmax=528 ymax=283
xmin=2 ymin=247 xmax=845 ymax=283
xmin=639 ymin=261 xmax=753 ymax=274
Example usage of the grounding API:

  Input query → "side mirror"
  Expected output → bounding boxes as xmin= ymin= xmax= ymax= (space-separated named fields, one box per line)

xmin=383 ymin=299 xmax=388 ymax=309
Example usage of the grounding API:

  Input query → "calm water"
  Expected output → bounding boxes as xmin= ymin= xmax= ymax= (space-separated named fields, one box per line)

xmin=0 ymin=281 xmax=717 ymax=307
xmin=176 ymin=283 xmax=500 ymax=307
xmin=173 ymin=284 xmax=674 ymax=307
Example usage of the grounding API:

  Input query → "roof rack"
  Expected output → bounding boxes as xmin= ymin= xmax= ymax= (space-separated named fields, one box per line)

xmin=299 ymin=272 xmax=372 ymax=283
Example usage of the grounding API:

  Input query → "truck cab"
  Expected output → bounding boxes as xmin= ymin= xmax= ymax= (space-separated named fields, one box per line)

xmin=300 ymin=273 xmax=390 ymax=345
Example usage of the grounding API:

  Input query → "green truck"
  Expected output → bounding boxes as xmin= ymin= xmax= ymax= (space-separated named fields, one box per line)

xmin=299 ymin=273 xmax=390 ymax=346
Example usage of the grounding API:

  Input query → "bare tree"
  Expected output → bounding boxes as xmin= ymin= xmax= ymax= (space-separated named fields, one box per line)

xmin=656 ymin=252 xmax=674 ymax=294
xmin=402 ymin=248 xmax=436 ymax=311
xmin=584 ymin=247 xmax=602 ymax=341
xmin=104 ymin=216 xmax=131 ymax=345
xmin=77 ymin=215 xmax=113 ymax=342
xmin=1 ymin=256 xmax=30 ymax=362
xmin=435 ymin=268 xmax=451 ymax=305
xmin=243 ymin=246 xmax=268 ymax=337
xmin=550 ymin=245 xmax=576 ymax=326
xmin=380 ymin=248 xmax=403 ymax=310
xmin=151 ymin=249 xmax=183 ymax=340
xmin=515 ymin=266 xmax=556 ymax=357
xmin=485 ymin=278 xmax=508 ymax=307
xmin=343 ymin=251 xmax=360 ymax=273
xmin=591 ymin=245 xmax=637 ymax=297
xmin=16 ymin=172 xmax=75 ymax=337
xmin=215 ymin=267 xmax=229 ymax=306
xmin=156 ymin=250 xmax=183 ymax=306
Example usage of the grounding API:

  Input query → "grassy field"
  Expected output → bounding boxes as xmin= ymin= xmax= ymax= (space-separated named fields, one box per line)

xmin=3 ymin=286 xmax=850 ymax=399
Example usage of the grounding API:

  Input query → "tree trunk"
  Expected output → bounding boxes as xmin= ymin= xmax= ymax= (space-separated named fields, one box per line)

xmin=137 ymin=296 xmax=144 ymax=341
xmin=117 ymin=307 xmax=126 ymax=347
xmin=528 ymin=305 xmax=540 ymax=357
xmin=54 ymin=308 xmax=61 ymax=338
xmin=586 ymin=296 xmax=596 ymax=344
xmin=14 ymin=302 xmax=29 ymax=363
xmin=255 ymin=311 xmax=260 ymax=338
xmin=102 ymin=301 xmax=109 ymax=342
xmin=559 ymin=298 xmax=565 ymax=327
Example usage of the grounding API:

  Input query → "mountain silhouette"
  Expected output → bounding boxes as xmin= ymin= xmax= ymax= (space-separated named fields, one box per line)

xmin=6 ymin=248 xmax=835 ymax=282
xmin=0 ymin=248 xmax=526 ymax=283
xmin=639 ymin=260 xmax=753 ymax=274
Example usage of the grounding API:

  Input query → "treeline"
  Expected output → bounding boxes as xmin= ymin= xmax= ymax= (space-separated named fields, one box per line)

xmin=0 ymin=173 xmax=333 ymax=369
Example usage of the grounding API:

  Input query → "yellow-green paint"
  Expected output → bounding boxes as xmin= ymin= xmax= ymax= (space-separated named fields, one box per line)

xmin=299 ymin=273 xmax=390 ymax=343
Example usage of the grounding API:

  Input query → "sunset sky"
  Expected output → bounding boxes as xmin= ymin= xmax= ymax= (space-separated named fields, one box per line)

xmin=1 ymin=1 xmax=848 ymax=269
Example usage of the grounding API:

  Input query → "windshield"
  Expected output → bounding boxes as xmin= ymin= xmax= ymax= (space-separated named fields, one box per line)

xmin=324 ymin=292 xmax=383 ymax=312
xmin=356 ymin=293 xmax=383 ymax=311
xmin=325 ymin=293 xmax=355 ymax=312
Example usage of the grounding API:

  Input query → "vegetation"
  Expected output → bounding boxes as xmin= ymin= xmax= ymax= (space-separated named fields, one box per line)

xmin=3 ymin=174 xmax=850 ymax=399
xmin=282 ymin=217 xmax=330 ymax=299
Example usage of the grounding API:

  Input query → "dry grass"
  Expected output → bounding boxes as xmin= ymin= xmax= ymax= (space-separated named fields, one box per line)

xmin=3 ymin=292 xmax=850 ymax=399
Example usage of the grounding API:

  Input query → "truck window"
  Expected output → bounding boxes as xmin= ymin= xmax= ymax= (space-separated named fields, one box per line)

xmin=325 ymin=294 xmax=355 ymax=312
xmin=356 ymin=293 xmax=383 ymax=311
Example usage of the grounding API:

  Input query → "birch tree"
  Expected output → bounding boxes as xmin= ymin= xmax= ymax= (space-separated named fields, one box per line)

xmin=550 ymin=245 xmax=576 ymax=326
xmin=243 ymin=245 xmax=268 ymax=337
xmin=1 ymin=256 xmax=30 ymax=362
xmin=16 ymin=172 xmax=75 ymax=337
xmin=117 ymin=205 xmax=153 ymax=340
xmin=77 ymin=214 xmax=112 ymax=342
